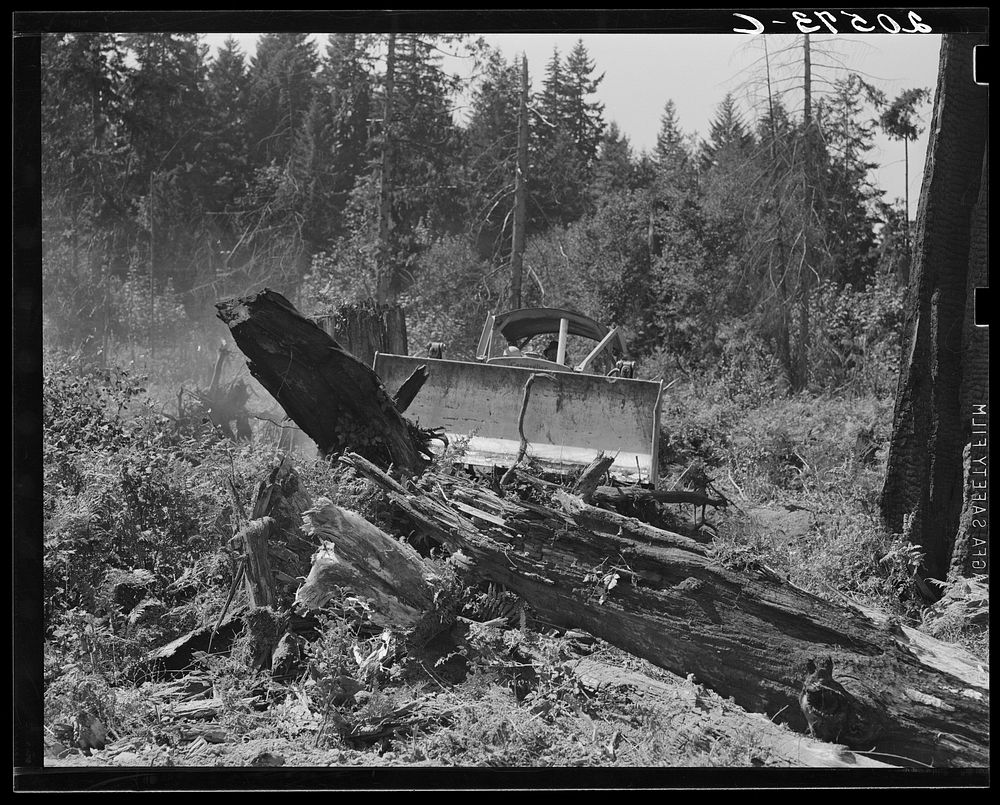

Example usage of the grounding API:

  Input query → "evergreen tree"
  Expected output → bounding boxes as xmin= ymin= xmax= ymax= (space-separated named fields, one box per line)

xmin=654 ymin=99 xmax=690 ymax=176
xmin=247 ymin=34 xmax=321 ymax=167
xmin=288 ymin=94 xmax=340 ymax=252
xmin=41 ymin=33 xmax=130 ymax=349
xmin=463 ymin=48 xmax=522 ymax=260
xmin=698 ymin=92 xmax=754 ymax=171
xmin=42 ymin=33 xmax=129 ymax=249
xmin=815 ymin=73 xmax=884 ymax=285
xmin=204 ymin=36 xmax=252 ymax=213
xmin=534 ymin=47 xmax=566 ymax=151
xmin=877 ymin=86 xmax=931 ymax=266
xmin=120 ymin=34 xmax=212 ymax=296
xmin=390 ymin=34 xmax=465 ymax=242
xmin=529 ymin=42 xmax=606 ymax=227
xmin=562 ymin=39 xmax=606 ymax=167
xmin=332 ymin=34 xmax=468 ymax=301
xmin=592 ymin=122 xmax=636 ymax=197
xmin=320 ymin=33 xmax=373 ymax=238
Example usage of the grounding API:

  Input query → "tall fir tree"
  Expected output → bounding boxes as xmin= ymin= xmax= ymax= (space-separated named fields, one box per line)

xmin=320 ymin=33 xmax=374 ymax=239
xmin=815 ymin=73 xmax=884 ymax=285
xmin=120 ymin=33 xmax=211 ymax=295
xmin=698 ymin=92 xmax=754 ymax=172
xmin=529 ymin=42 xmax=606 ymax=227
xmin=41 ymin=33 xmax=130 ymax=349
xmin=463 ymin=48 xmax=522 ymax=260
xmin=204 ymin=36 xmax=251 ymax=214
xmin=654 ymin=99 xmax=690 ymax=177
xmin=247 ymin=34 xmax=321 ymax=167
xmin=592 ymin=122 xmax=636 ymax=198
xmin=562 ymin=39 xmax=606 ymax=167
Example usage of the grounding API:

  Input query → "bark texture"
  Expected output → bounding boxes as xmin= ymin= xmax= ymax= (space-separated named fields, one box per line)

xmin=216 ymin=289 xmax=431 ymax=475
xmin=880 ymin=34 xmax=990 ymax=582
xmin=562 ymin=656 xmax=897 ymax=768
xmin=314 ymin=299 xmax=408 ymax=367
xmin=341 ymin=453 xmax=989 ymax=767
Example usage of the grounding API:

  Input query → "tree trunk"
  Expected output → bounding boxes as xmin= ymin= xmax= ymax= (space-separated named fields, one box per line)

xmin=239 ymin=517 xmax=278 ymax=609
xmin=509 ymin=53 xmax=529 ymax=310
xmin=950 ymin=138 xmax=989 ymax=579
xmin=216 ymin=289 xmax=432 ymax=475
xmin=376 ymin=33 xmax=396 ymax=305
xmin=880 ymin=34 xmax=990 ymax=583
xmin=557 ymin=656 xmax=897 ymax=768
xmin=314 ymin=298 xmax=408 ymax=367
xmin=340 ymin=452 xmax=989 ymax=768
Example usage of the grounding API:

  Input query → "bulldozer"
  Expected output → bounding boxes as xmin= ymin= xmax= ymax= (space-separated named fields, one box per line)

xmin=374 ymin=307 xmax=664 ymax=484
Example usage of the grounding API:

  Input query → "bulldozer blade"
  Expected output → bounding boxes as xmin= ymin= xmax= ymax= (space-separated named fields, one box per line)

xmin=374 ymin=353 xmax=663 ymax=485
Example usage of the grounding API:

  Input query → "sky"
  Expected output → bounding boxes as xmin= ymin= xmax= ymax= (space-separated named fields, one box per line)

xmin=205 ymin=32 xmax=942 ymax=211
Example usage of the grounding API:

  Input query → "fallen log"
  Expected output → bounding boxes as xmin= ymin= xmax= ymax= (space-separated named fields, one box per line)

xmin=548 ymin=653 xmax=898 ymax=768
xmin=291 ymin=504 xmax=898 ymax=768
xmin=296 ymin=499 xmax=439 ymax=622
xmin=137 ymin=617 xmax=244 ymax=681
xmin=295 ymin=498 xmax=464 ymax=650
xmin=216 ymin=289 xmax=433 ymax=475
xmin=589 ymin=485 xmax=727 ymax=511
xmin=341 ymin=452 xmax=989 ymax=768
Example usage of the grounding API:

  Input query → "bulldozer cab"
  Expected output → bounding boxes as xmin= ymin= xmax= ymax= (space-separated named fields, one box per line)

xmin=374 ymin=308 xmax=664 ymax=484
xmin=476 ymin=308 xmax=630 ymax=375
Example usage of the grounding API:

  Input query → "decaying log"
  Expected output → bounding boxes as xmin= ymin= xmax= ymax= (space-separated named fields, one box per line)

xmin=296 ymin=498 xmax=439 ymax=624
xmin=138 ymin=618 xmax=245 ymax=681
xmin=216 ymin=289 xmax=433 ymax=475
xmin=289 ymin=501 xmax=893 ymax=768
xmin=563 ymin=655 xmax=896 ymax=768
xmin=340 ymin=453 xmax=989 ymax=768
xmin=296 ymin=499 xmax=469 ymax=654
xmin=571 ymin=452 xmax=615 ymax=502
xmin=589 ymin=485 xmax=727 ymax=510
xmin=555 ymin=491 xmax=711 ymax=552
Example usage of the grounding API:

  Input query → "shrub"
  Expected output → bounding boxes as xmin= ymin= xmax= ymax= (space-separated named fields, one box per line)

xmin=43 ymin=356 xmax=240 ymax=634
xmin=809 ymin=274 xmax=905 ymax=395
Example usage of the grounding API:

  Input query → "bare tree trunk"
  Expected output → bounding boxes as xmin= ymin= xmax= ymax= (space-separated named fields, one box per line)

xmin=880 ymin=34 xmax=990 ymax=583
xmin=148 ymin=171 xmax=156 ymax=358
xmin=216 ymin=289 xmax=432 ymax=475
xmin=509 ymin=54 xmax=529 ymax=310
xmin=375 ymin=33 xmax=396 ymax=305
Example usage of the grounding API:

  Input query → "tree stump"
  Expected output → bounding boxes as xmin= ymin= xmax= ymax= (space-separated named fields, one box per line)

xmin=314 ymin=298 xmax=408 ymax=367
xmin=216 ymin=289 xmax=433 ymax=475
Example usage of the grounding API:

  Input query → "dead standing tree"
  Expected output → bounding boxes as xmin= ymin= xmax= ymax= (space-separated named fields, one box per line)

xmin=880 ymin=34 xmax=990 ymax=584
